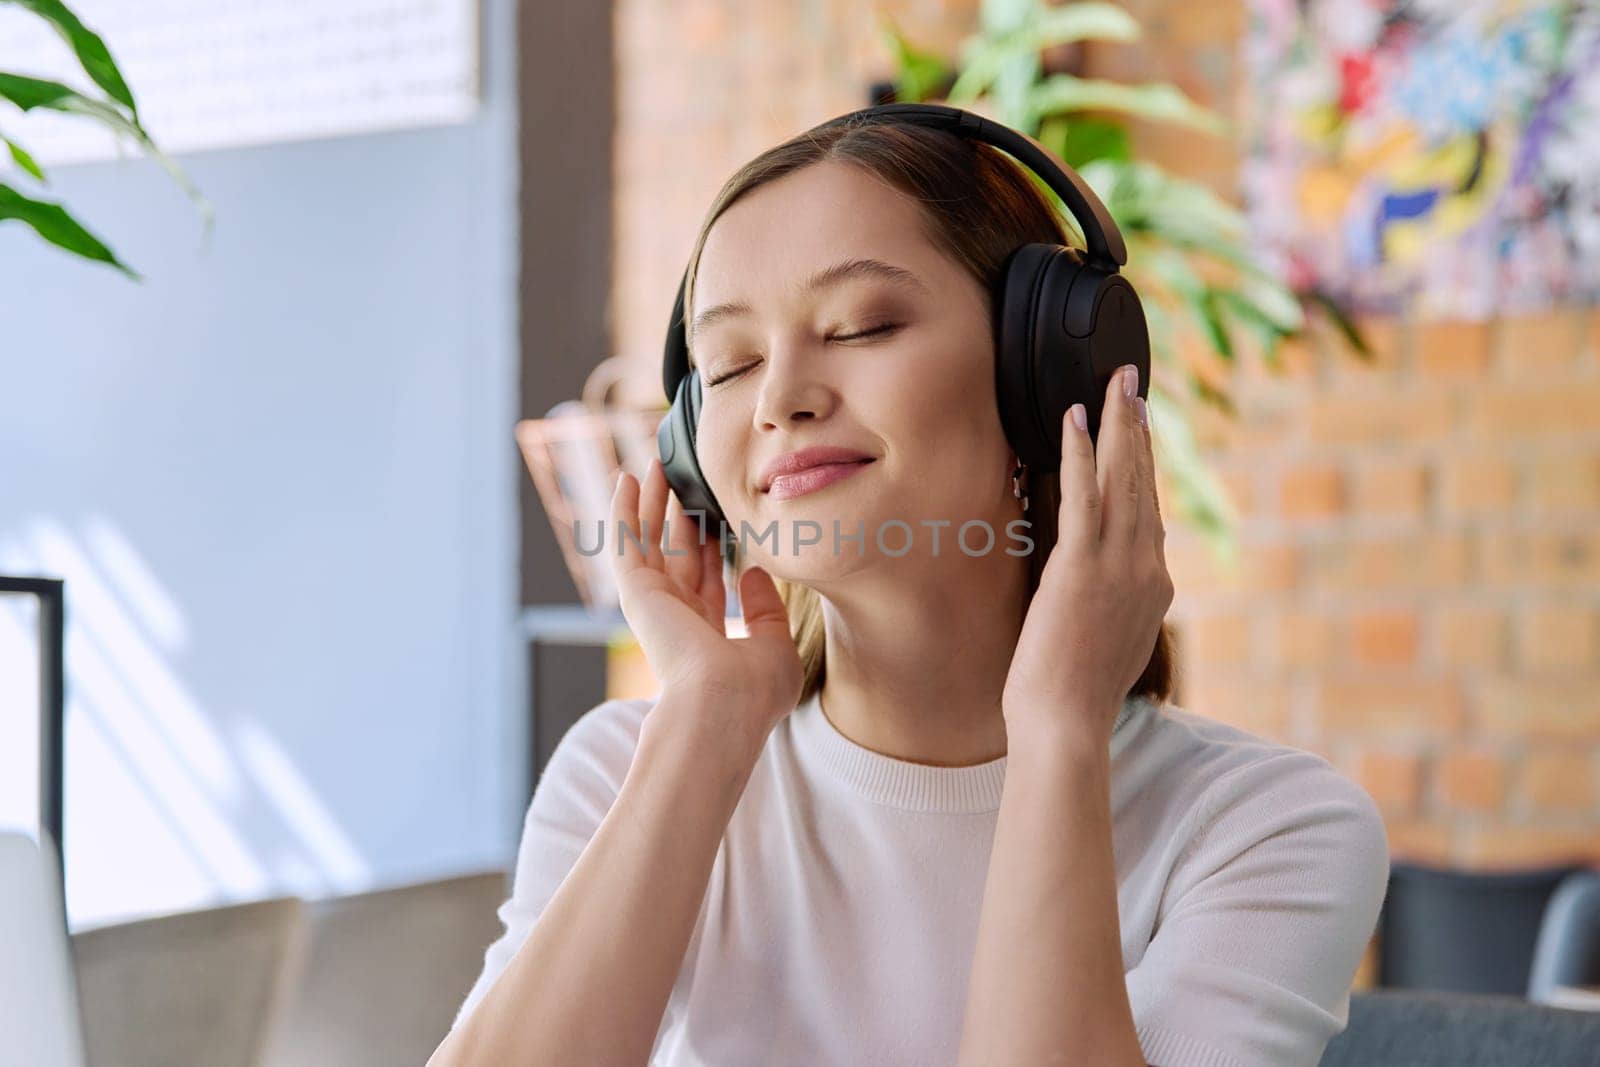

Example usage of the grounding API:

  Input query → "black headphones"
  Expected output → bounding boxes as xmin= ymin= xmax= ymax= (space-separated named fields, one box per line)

xmin=656 ymin=101 xmax=1149 ymax=549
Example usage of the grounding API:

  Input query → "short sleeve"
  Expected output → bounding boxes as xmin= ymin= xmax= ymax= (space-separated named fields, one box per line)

xmin=1125 ymin=751 xmax=1391 ymax=1067
xmin=451 ymin=697 xmax=652 ymax=1031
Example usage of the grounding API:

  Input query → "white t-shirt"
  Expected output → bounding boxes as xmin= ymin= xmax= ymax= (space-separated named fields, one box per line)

xmin=455 ymin=690 xmax=1390 ymax=1067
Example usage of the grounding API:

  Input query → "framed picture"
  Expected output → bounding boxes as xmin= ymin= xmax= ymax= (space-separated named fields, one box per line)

xmin=1244 ymin=0 xmax=1600 ymax=319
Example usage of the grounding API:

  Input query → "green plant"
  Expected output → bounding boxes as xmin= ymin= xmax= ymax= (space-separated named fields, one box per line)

xmin=0 ymin=0 xmax=209 ymax=279
xmin=883 ymin=0 xmax=1370 ymax=558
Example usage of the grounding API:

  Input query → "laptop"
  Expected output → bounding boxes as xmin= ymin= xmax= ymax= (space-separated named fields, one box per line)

xmin=0 ymin=831 xmax=86 ymax=1067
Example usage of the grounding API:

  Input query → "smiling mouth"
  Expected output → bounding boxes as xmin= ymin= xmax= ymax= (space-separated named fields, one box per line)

xmin=765 ymin=459 xmax=875 ymax=501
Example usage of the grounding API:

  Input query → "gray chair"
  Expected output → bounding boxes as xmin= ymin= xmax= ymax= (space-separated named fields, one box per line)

xmin=260 ymin=870 xmax=508 ymax=1067
xmin=71 ymin=897 xmax=306 ymax=1067
xmin=1319 ymin=989 xmax=1600 ymax=1067
xmin=1377 ymin=861 xmax=1586 ymax=993
xmin=1529 ymin=869 xmax=1600 ymax=1004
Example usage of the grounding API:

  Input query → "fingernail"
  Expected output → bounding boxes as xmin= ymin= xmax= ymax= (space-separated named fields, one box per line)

xmin=1070 ymin=403 xmax=1087 ymax=433
xmin=1122 ymin=364 xmax=1138 ymax=399
xmin=1134 ymin=396 xmax=1148 ymax=427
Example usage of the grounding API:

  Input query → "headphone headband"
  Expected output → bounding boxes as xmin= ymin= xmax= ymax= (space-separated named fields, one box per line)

xmin=664 ymin=102 xmax=1127 ymax=402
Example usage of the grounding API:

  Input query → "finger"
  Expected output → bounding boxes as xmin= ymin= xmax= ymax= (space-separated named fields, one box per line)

xmin=698 ymin=534 xmax=728 ymax=632
xmin=1096 ymin=364 xmax=1143 ymax=547
xmin=1136 ymin=389 xmax=1168 ymax=570
xmin=609 ymin=470 xmax=646 ymax=574
xmin=663 ymin=491 xmax=701 ymax=599
xmin=738 ymin=564 xmax=792 ymax=642
xmin=1055 ymin=403 xmax=1100 ymax=553
xmin=638 ymin=457 xmax=669 ymax=569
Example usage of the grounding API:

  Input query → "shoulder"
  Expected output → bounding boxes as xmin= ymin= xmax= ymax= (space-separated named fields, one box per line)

xmin=1134 ymin=700 xmax=1389 ymax=889
xmin=527 ymin=696 xmax=656 ymax=817
xmin=555 ymin=695 xmax=654 ymax=762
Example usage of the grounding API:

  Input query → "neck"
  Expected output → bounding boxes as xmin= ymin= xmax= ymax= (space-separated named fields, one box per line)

xmin=809 ymin=548 xmax=1030 ymax=768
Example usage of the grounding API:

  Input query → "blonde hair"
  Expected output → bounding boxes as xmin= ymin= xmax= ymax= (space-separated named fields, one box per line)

xmin=681 ymin=117 xmax=1177 ymax=709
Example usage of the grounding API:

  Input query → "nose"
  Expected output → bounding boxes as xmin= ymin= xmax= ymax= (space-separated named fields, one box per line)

xmin=751 ymin=344 xmax=835 ymax=430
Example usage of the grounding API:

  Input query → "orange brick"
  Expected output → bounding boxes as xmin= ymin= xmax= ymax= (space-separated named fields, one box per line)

xmin=1273 ymin=608 xmax=1339 ymax=670
xmin=1516 ymin=604 xmax=1599 ymax=671
xmin=1310 ymin=533 xmax=1471 ymax=591
xmin=1467 ymin=382 xmax=1600 ymax=437
xmin=1479 ymin=529 xmax=1600 ymax=587
xmin=1214 ymin=465 xmax=1260 ymax=519
xmin=1437 ymin=605 xmax=1509 ymax=669
xmin=1435 ymin=748 xmax=1507 ymax=813
xmin=1384 ymin=819 xmax=1455 ymax=864
xmin=1317 ymin=678 xmax=1465 ymax=739
xmin=1273 ymin=334 xmax=1319 ymax=377
xmin=1181 ymin=611 xmax=1255 ymax=667
xmin=1475 ymin=677 xmax=1600 ymax=740
xmin=1461 ymin=824 xmax=1600 ymax=868
xmin=1497 ymin=309 xmax=1586 ymax=373
xmin=1350 ymin=460 xmax=1430 ymax=517
xmin=1349 ymin=607 xmax=1422 ymax=667
xmin=1417 ymin=320 xmax=1493 ymax=377
xmin=1528 ymin=453 xmax=1600 ymax=514
xmin=1280 ymin=462 xmax=1346 ymax=519
xmin=1438 ymin=454 xmax=1518 ymax=516
xmin=1165 ymin=536 xmax=1300 ymax=594
xmin=1519 ymin=747 xmax=1598 ymax=813
xmin=1308 ymin=391 xmax=1454 ymax=446
xmin=1174 ymin=676 xmax=1290 ymax=739
xmin=1353 ymin=749 xmax=1426 ymax=816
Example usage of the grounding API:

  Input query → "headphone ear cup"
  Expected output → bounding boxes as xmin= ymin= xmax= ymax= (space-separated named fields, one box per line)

xmin=993 ymin=243 xmax=1095 ymax=471
xmin=655 ymin=370 xmax=731 ymax=549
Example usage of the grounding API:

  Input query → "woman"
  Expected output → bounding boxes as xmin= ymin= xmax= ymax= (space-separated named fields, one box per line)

xmin=432 ymin=114 xmax=1390 ymax=1067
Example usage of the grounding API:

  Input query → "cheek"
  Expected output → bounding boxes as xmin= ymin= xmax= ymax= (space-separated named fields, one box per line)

xmin=873 ymin=343 xmax=1010 ymax=499
xmin=692 ymin=396 xmax=748 ymax=508
xmin=885 ymin=338 xmax=1000 ymax=444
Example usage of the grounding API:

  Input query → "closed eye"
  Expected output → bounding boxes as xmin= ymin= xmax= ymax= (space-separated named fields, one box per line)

xmin=703 ymin=323 xmax=902 ymax=387
xmin=832 ymin=322 xmax=901 ymax=343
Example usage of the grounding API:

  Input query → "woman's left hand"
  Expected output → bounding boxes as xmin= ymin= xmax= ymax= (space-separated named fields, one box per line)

xmin=1001 ymin=363 xmax=1174 ymax=750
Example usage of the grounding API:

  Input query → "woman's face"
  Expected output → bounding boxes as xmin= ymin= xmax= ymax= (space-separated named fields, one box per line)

xmin=690 ymin=159 xmax=1019 ymax=584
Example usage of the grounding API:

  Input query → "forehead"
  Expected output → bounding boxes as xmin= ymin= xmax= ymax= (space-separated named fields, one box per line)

xmin=692 ymin=160 xmax=940 ymax=314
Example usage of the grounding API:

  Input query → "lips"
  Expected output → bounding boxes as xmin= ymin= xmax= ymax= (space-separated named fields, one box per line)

xmin=765 ymin=458 xmax=874 ymax=501
xmin=759 ymin=445 xmax=876 ymax=499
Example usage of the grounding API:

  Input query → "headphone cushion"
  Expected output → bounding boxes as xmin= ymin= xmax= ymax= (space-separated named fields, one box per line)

xmin=994 ymin=243 xmax=1091 ymax=471
xmin=656 ymin=372 xmax=729 ymax=537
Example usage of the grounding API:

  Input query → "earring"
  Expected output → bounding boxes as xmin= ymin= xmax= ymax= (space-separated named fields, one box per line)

xmin=1011 ymin=461 xmax=1030 ymax=512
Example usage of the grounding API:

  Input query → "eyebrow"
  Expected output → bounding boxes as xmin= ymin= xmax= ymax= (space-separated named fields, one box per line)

xmin=688 ymin=257 xmax=930 ymax=344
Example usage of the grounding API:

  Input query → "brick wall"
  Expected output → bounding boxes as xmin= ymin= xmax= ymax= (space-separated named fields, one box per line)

xmin=608 ymin=0 xmax=1600 ymax=879
xmin=610 ymin=0 xmax=981 ymax=409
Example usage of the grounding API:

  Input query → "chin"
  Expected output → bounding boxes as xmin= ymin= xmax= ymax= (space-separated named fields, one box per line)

xmin=728 ymin=501 xmax=879 ymax=583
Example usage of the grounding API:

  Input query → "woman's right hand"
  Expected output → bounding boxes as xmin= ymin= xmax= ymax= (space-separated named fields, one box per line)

xmin=610 ymin=457 xmax=804 ymax=756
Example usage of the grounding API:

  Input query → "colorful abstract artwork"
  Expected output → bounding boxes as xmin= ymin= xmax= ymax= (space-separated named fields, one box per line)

xmin=1243 ymin=0 xmax=1600 ymax=319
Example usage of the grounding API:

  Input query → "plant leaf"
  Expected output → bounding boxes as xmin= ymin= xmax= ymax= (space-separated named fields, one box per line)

xmin=1026 ymin=2 xmax=1141 ymax=49
xmin=1147 ymin=387 xmax=1240 ymax=560
xmin=952 ymin=2 xmax=1140 ymax=104
xmin=1042 ymin=116 xmax=1129 ymax=168
xmin=1214 ymin=288 xmax=1291 ymax=359
xmin=0 ymin=180 xmax=137 ymax=277
xmin=879 ymin=14 xmax=950 ymax=103
xmin=0 ymin=72 xmax=214 ymax=233
xmin=0 ymin=70 xmax=79 ymax=111
xmin=1028 ymin=74 xmax=1228 ymax=134
xmin=1193 ymin=287 xmax=1234 ymax=361
xmin=1305 ymin=286 xmax=1372 ymax=360
xmin=1192 ymin=373 xmax=1237 ymax=416
xmin=1 ymin=0 xmax=137 ymax=114
xmin=2 ymin=133 xmax=46 ymax=182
